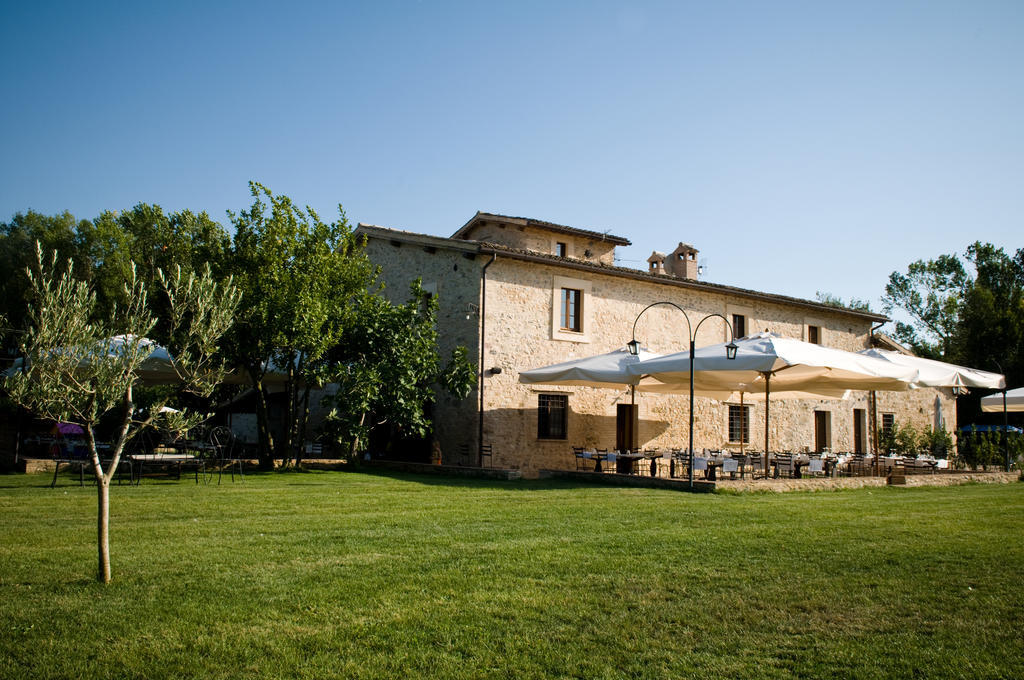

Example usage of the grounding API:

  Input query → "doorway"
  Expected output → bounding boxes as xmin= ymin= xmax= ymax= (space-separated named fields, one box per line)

xmin=853 ymin=408 xmax=866 ymax=454
xmin=814 ymin=411 xmax=831 ymax=452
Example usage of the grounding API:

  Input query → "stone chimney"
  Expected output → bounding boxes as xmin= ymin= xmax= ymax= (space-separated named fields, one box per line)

xmin=665 ymin=243 xmax=699 ymax=280
xmin=647 ymin=251 xmax=667 ymax=275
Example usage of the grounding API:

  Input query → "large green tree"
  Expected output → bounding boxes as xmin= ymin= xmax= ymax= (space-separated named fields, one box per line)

xmin=320 ymin=281 xmax=475 ymax=460
xmin=883 ymin=242 xmax=1024 ymax=425
xmin=226 ymin=183 xmax=377 ymax=467
xmin=881 ymin=253 xmax=968 ymax=358
xmin=4 ymin=246 xmax=240 ymax=583
xmin=1 ymin=206 xmax=231 ymax=351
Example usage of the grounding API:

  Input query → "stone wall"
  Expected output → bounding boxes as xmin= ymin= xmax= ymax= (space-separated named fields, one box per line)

xmin=479 ymin=257 xmax=954 ymax=476
xmin=363 ymin=229 xmax=955 ymax=477
xmin=362 ymin=237 xmax=483 ymax=464
xmin=461 ymin=221 xmax=617 ymax=266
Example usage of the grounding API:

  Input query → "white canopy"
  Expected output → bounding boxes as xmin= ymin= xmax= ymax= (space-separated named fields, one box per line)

xmin=626 ymin=332 xmax=918 ymax=464
xmin=5 ymin=334 xmax=290 ymax=387
xmin=518 ymin=347 xmax=720 ymax=395
xmin=4 ymin=334 xmax=181 ymax=383
xmin=859 ymin=348 xmax=1005 ymax=390
xmin=627 ymin=332 xmax=917 ymax=395
xmin=981 ymin=387 xmax=1024 ymax=413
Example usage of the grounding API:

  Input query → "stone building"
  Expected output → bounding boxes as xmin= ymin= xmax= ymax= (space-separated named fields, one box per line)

xmin=355 ymin=212 xmax=955 ymax=476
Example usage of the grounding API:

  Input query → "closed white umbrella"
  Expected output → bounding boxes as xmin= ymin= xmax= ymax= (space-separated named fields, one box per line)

xmin=859 ymin=348 xmax=1005 ymax=390
xmin=981 ymin=387 xmax=1024 ymax=413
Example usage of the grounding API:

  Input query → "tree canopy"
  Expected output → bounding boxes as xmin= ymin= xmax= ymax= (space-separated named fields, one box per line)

xmin=225 ymin=182 xmax=380 ymax=467
xmin=883 ymin=241 xmax=1024 ymax=423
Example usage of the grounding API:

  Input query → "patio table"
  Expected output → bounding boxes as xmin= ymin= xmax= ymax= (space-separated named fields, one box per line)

xmin=129 ymin=451 xmax=208 ymax=484
xmin=614 ymin=452 xmax=644 ymax=474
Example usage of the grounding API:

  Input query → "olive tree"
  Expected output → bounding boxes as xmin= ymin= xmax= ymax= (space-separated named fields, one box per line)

xmin=3 ymin=245 xmax=240 ymax=583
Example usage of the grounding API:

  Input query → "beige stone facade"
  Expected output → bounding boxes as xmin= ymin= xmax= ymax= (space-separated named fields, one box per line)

xmin=356 ymin=214 xmax=955 ymax=477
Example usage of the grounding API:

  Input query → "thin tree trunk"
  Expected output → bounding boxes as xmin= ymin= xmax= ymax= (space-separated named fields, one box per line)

xmin=293 ymin=385 xmax=312 ymax=468
xmin=348 ymin=411 xmax=367 ymax=461
xmin=97 ymin=477 xmax=111 ymax=583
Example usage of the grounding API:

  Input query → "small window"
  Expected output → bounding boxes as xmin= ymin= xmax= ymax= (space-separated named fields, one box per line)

xmin=728 ymin=405 xmax=750 ymax=444
xmin=538 ymin=394 xmax=568 ymax=439
xmin=732 ymin=314 xmax=746 ymax=339
xmin=555 ymin=242 xmax=567 ymax=257
xmin=560 ymin=288 xmax=582 ymax=332
xmin=881 ymin=413 xmax=895 ymax=434
xmin=807 ymin=325 xmax=821 ymax=344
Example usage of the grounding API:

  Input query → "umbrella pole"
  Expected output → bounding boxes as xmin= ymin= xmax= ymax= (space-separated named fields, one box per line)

xmin=763 ymin=373 xmax=771 ymax=479
xmin=1004 ymin=389 xmax=1010 ymax=472
xmin=740 ymin=392 xmax=745 ymax=458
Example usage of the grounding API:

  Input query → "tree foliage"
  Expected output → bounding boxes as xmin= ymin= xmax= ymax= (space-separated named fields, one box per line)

xmin=3 ymin=245 xmax=240 ymax=582
xmin=881 ymin=253 xmax=968 ymax=358
xmin=226 ymin=182 xmax=378 ymax=467
xmin=814 ymin=291 xmax=874 ymax=313
xmin=321 ymin=280 xmax=476 ymax=459
xmin=883 ymin=241 xmax=1024 ymax=430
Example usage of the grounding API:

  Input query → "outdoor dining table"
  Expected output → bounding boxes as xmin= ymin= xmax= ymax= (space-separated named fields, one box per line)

xmin=614 ymin=452 xmax=645 ymax=474
xmin=129 ymin=446 xmax=209 ymax=484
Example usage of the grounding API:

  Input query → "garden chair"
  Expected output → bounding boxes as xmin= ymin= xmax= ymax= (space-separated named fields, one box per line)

xmin=773 ymin=452 xmax=794 ymax=478
xmin=210 ymin=426 xmax=244 ymax=483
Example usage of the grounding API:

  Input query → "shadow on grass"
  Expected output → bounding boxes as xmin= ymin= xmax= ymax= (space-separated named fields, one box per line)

xmin=329 ymin=466 xmax=657 ymax=493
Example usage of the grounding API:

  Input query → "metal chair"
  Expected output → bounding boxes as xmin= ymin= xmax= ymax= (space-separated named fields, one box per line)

xmin=773 ymin=452 xmax=794 ymax=478
xmin=210 ymin=426 xmax=244 ymax=483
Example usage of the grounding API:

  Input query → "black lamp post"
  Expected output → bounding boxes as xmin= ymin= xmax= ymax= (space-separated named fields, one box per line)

xmin=628 ymin=302 xmax=738 ymax=488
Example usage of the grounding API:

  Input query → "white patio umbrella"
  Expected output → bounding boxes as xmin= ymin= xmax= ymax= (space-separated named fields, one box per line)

xmin=627 ymin=332 xmax=918 ymax=471
xmin=859 ymin=348 xmax=1005 ymax=390
xmin=981 ymin=387 xmax=1024 ymax=413
xmin=3 ymin=334 xmax=181 ymax=383
xmin=519 ymin=347 xmax=664 ymax=392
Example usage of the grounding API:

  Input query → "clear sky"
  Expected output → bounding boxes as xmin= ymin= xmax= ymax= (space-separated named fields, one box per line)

xmin=2 ymin=1 xmax=1021 ymax=318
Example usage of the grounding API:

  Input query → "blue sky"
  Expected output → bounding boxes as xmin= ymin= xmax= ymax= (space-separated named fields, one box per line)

xmin=2 ymin=1 xmax=1021 ymax=317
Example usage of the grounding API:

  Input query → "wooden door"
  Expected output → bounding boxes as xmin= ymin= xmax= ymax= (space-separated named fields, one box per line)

xmin=814 ymin=411 xmax=829 ymax=453
xmin=853 ymin=409 xmax=866 ymax=453
xmin=616 ymin=404 xmax=638 ymax=452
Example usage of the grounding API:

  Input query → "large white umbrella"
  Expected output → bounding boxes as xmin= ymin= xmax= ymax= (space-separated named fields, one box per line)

xmin=519 ymin=347 xmax=664 ymax=391
xmin=630 ymin=332 xmax=916 ymax=395
xmin=518 ymin=346 xmax=741 ymax=398
xmin=627 ymin=332 xmax=918 ymax=470
xmin=981 ymin=387 xmax=1024 ymax=413
xmin=4 ymin=334 xmax=181 ymax=383
xmin=859 ymin=348 xmax=1005 ymax=390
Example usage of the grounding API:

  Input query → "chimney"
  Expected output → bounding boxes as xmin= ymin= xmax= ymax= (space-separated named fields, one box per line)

xmin=647 ymin=251 xmax=667 ymax=275
xmin=666 ymin=243 xmax=699 ymax=280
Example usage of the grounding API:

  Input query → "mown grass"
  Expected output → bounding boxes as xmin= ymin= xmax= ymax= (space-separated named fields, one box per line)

xmin=1 ymin=470 xmax=1022 ymax=679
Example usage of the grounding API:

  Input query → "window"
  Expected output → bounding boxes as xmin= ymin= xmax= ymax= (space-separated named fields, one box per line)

xmin=555 ymin=242 xmax=567 ymax=257
xmin=881 ymin=413 xmax=895 ymax=435
xmin=538 ymin=394 xmax=568 ymax=439
xmin=728 ymin=405 xmax=750 ymax=444
xmin=552 ymin=275 xmax=592 ymax=342
xmin=732 ymin=314 xmax=746 ymax=339
xmin=560 ymin=288 xmax=582 ymax=332
xmin=807 ymin=325 xmax=821 ymax=344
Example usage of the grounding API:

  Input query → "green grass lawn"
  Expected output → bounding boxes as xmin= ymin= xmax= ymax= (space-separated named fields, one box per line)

xmin=1 ymin=470 xmax=1022 ymax=679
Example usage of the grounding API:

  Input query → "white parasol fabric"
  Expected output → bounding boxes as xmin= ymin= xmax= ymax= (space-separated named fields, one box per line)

xmin=3 ymin=334 xmax=181 ymax=383
xmin=981 ymin=387 xmax=1024 ymax=413
xmin=626 ymin=332 xmax=918 ymax=466
xmin=858 ymin=348 xmax=1005 ymax=390
xmin=627 ymin=332 xmax=918 ymax=395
